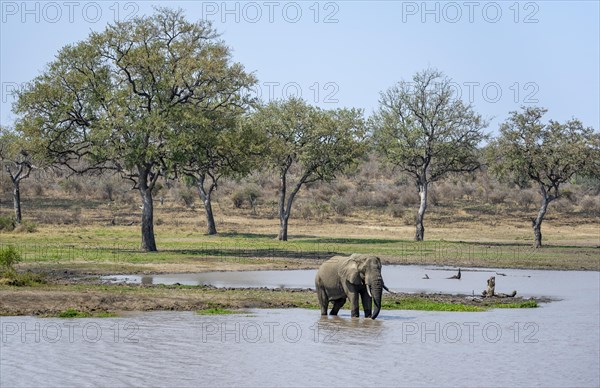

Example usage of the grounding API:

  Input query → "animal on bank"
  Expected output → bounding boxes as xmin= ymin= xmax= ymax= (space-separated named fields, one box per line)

xmin=315 ymin=254 xmax=389 ymax=319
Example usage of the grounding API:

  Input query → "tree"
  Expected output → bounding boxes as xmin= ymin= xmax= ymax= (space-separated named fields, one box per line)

xmin=371 ymin=69 xmax=487 ymax=241
xmin=0 ymin=128 xmax=34 ymax=224
xmin=488 ymin=106 xmax=597 ymax=248
xmin=175 ymin=110 xmax=262 ymax=235
xmin=252 ymin=98 xmax=366 ymax=241
xmin=14 ymin=8 xmax=254 ymax=251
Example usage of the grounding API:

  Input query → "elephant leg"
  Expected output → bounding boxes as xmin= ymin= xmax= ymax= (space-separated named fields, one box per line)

xmin=348 ymin=293 xmax=360 ymax=318
xmin=317 ymin=287 xmax=329 ymax=315
xmin=360 ymin=290 xmax=372 ymax=318
xmin=329 ymin=298 xmax=346 ymax=315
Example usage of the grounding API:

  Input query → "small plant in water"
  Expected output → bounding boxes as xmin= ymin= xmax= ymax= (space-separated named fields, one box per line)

xmin=57 ymin=309 xmax=117 ymax=318
xmin=58 ymin=308 xmax=91 ymax=318
xmin=197 ymin=307 xmax=240 ymax=315
xmin=492 ymin=300 xmax=538 ymax=309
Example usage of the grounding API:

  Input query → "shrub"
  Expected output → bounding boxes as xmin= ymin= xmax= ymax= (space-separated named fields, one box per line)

xmin=0 ymin=216 xmax=15 ymax=231
xmin=554 ymin=198 xmax=574 ymax=213
xmin=231 ymin=184 xmax=262 ymax=210
xmin=177 ymin=187 xmax=196 ymax=208
xmin=231 ymin=190 xmax=245 ymax=208
xmin=487 ymin=189 xmax=508 ymax=205
xmin=6 ymin=271 xmax=46 ymax=286
xmin=14 ymin=221 xmax=38 ymax=233
xmin=0 ymin=245 xmax=21 ymax=270
xmin=297 ymin=201 xmax=313 ymax=220
xmin=436 ymin=182 xmax=459 ymax=203
xmin=102 ymin=182 xmax=115 ymax=201
xmin=330 ymin=196 xmax=351 ymax=216
xmin=388 ymin=204 xmax=404 ymax=218
xmin=60 ymin=178 xmax=82 ymax=194
xmin=402 ymin=212 xmax=415 ymax=226
xmin=579 ymin=195 xmax=600 ymax=214
xmin=309 ymin=202 xmax=330 ymax=221
xmin=512 ymin=189 xmax=538 ymax=210
xmin=32 ymin=183 xmax=45 ymax=196
xmin=428 ymin=188 xmax=440 ymax=206
xmin=396 ymin=191 xmax=417 ymax=208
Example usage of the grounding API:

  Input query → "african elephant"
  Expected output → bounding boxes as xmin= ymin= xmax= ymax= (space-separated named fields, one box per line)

xmin=315 ymin=254 xmax=385 ymax=319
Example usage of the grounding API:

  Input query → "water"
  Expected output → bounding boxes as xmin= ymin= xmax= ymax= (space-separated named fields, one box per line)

xmin=2 ymin=267 xmax=599 ymax=387
xmin=102 ymin=265 xmax=578 ymax=299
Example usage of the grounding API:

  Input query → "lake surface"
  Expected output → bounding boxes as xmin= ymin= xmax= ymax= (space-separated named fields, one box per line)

xmin=102 ymin=265 xmax=576 ymax=299
xmin=2 ymin=266 xmax=599 ymax=387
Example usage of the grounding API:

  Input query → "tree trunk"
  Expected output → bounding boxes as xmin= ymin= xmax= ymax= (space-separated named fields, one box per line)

xmin=277 ymin=168 xmax=307 ymax=241
xmin=532 ymin=195 xmax=550 ymax=248
xmin=197 ymin=177 xmax=217 ymax=235
xmin=13 ymin=180 xmax=22 ymax=224
xmin=278 ymin=214 xmax=289 ymax=241
xmin=278 ymin=171 xmax=288 ymax=241
xmin=139 ymin=187 xmax=157 ymax=252
xmin=415 ymin=183 xmax=428 ymax=241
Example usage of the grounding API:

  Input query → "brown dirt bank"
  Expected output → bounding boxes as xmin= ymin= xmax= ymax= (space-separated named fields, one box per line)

xmin=0 ymin=283 xmax=549 ymax=317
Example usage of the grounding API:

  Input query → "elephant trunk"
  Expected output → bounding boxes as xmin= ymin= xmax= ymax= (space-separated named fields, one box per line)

xmin=370 ymin=277 xmax=383 ymax=319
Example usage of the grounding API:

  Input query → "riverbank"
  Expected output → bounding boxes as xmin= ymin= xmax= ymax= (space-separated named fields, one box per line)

xmin=0 ymin=282 xmax=545 ymax=317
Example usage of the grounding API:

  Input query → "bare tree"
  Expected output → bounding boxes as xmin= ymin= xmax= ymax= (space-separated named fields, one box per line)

xmin=489 ymin=106 xmax=597 ymax=247
xmin=253 ymin=98 xmax=366 ymax=241
xmin=371 ymin=68 xmax=487 ymax=241
xmin=0 ymin=128 xmax=33 ymax=224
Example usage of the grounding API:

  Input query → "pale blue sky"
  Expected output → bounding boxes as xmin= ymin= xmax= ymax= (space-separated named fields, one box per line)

xmin=1 ymin=1 xmax=599 ymax=133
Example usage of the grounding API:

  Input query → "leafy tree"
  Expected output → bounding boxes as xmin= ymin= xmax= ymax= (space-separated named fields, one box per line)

xmin=371 ymin=68 xmax=487 ymax=241
xmin=488 ymin=106 xmax=598 ymax=247
xmin=14 ymin=8 xmax=254 ymax=251
xmin=0 ymin=128 xmax=34 ymax=224
xmin=252 ymin=98 xmax=366 ymax=241
xmin=175 ymin=109 xmax=262 ymax=235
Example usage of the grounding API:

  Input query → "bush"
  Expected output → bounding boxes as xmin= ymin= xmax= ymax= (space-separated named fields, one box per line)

xmin=436 ymin=182 xmax=459 ymax=203
xmin=579 ymin=195 xmax=600 ymax=214
xmin=388 ymin=204 xmax=404 ymax=218
xmin=330 ymin=196 xmax=351 ymax=216
xmin=0 ymin=245 xmax=21 ymax=270
xmin=177 ymin=187 xmax=196 ymax=208
xmin=0 ymin=216 xmax=15 ymax=231
xmin=488 ymin=189 xmax=508 ymax=205
xmin=231 ymin=185 xmax=262 ymax=210
xmin=102 ymin=182 xmax=115 ymax=201
xmin=60 ymin=178 xmax=82 ymax=194
xmin=554 ymin=198 xmax=574 ymax=213
xmin=297 ymin=201 xmax=313 ymax=220
xmin=428 ymin=189 xmax=440 ymax=206
xmin=396 ymin=191 xmax=417 ymax=208
xmin=14 ymin=221 xmax=38 ymax=233
xmin=511 ymin=189 xmax=538 ymax=210
xmin=231 ymin=190 xmax=245 ymax=208
xmin=5 ymin=271 xmax=46 ymax=286
xmin=32 ymin=183 xmax=45 ymax=196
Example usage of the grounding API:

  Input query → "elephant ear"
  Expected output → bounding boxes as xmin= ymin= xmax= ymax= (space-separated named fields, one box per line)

xmin=338 ymin=257 xmax=362 ymax=285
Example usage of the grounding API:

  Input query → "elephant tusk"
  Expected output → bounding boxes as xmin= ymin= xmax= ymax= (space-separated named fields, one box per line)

xmin=366 ymin=285 xmax=373 ymax=298
xmin=383 ymin=283 xmax=394 ymax=294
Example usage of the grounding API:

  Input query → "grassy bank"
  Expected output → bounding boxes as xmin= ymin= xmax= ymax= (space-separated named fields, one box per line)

xmin=0 ymin=282 xmax=541 ymax=317
xmin=1 ymin=225 xmax=598 ymax=272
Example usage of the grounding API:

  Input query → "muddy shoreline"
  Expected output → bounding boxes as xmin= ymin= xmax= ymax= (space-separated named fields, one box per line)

xmin=0 ymin=280 xmax=551 ymax=317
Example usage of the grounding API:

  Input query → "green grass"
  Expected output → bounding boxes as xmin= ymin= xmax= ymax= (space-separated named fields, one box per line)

xmin=385 ymin=298 xmax=486 ymax=312
xmin=196 ymin=307 xmax=241 ymax=315
xmin=57 ymin=308 xmax=117 ymax=318
xmin=491 ymin=300 xmax=538 ymax=309
xmin=3 ymin=227 xmax=598 ymax=270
